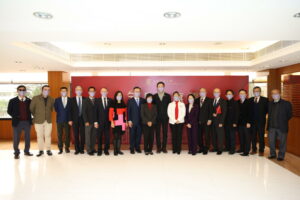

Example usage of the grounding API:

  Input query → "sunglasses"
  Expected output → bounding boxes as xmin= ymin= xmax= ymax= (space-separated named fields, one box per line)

xmin=18 ymin=89 xmax=26 ymax=92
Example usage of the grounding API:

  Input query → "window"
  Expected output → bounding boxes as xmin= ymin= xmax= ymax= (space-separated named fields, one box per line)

xmin=0 ymin=84 xmax=46 ymax=118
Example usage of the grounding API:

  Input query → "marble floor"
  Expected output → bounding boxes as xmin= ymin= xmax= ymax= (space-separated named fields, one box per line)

xmin=0 ymin=150 xmax=300 ymax=200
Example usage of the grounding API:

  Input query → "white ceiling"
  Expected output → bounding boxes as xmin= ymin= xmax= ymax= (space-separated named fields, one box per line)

xmin=0 ymin=0 xmax=300 ymax=73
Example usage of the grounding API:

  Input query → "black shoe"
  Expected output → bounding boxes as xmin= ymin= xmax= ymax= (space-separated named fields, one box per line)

xmin=114 ymin=151 xmax=118 ymax=156
xmin=136 ymin=149 xmax=142 ymax=153
xmin=47 ymin=150 xmax=53 ymax=156
xmin=118 ymin=151 xmax=124 ymax=155
xmin=277 ymin=158 xmax=284 ymax=161
xmin=145 ymin=152 xmax=149 ymax=155
xmin=240 ymin=153 xmax=249 ymax=156
xmin=24 ymin=152 xmax=33 ymax=156
xmin=217 ymin=151 xmax=222 ymax=155
xmin=36 ymin=151 xmax=44 ymax=157
xmin=236 ymin=149 xmax=242 ymax=153
xmin=130 ymin=149 xmax=135 ymax=154
xmin=203 ymin=151 xmax=208 ymax=155
xmin=229 ymin=151 xmax=235 ymax=155
xmin=74 ymin=151 xmax=80 ymax=155
xmin=149 ymin=151 xmax=153 ymax=155
xmin=188 ymin=151 xmax=192 ymax=154
xmin=88 ymin=152 xmax=94 ymax=156
xmin=198 ymin=149 xmax=203 ymax=153
xmin=104 ymin=150 xmax=109 ymax=155
xmin=58 ymin=149 xmax=63 ymax=154
xmin=172 ymin=151 xmax=176 ymax=154
xmin=162 ymin=149 xmax=167 ymax=153
xmin=80 ymin=150 xmax=84 ymax=154
xmin=156 ymin=148 xmax=161 ymax=154
xmin=65 ymin=148 xmax=70 ymax=153
xmin=14 ymin=154 xmax=20 ymax=159
xmin=268 ymin=155 xmax=276 ymax=159
xmin=177 ymin=151 xmax=181 ymax=155
xmin=192 ymin=153 xmax=196 ymax=156
xmin=97 ymin=151 xmax=102 ymax=156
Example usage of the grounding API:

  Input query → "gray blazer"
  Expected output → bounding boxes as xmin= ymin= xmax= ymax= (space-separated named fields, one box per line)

xmin=141 ymin=103 xmax=157 ymax=125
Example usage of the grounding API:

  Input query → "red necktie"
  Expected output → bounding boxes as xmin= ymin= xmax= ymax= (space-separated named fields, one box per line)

xmin=175 ymin=102 xmax=179 ymax=120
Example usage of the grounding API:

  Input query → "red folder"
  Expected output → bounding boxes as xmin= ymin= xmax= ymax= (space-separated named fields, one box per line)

xmin=216 ymin=105 xmax=222 ymax=114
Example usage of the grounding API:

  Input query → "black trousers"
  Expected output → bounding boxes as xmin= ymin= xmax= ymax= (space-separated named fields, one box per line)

xmin=211 ymin=122 xmax=225 ymax=152
xmin=72 ymin=117 xmax=85 ymax=152
xmin=97 ymin=122 xmax=110 ymax=152
xmin=238 ymin=125 xmax=251 ymax=154
xmin=143 ymin=124 xmax=155 ymax=152
xmin=250 ymin=123 xmax=265 ymax=152
xmin=198 ymin=122 xmax=211 ymax=151
xmin=13 ymin=121 xmax=31 ymax=155
xmin=170 ymin=123 xmax=183 ymax=153
xmin=225 ymin=125 xmax=236 ymax=152
xmin=268 ymin=128 xmax=287 ymax=159
xmin=57 ymin=122 xmax=70 ymax=150
xmin=113 ymin=126 xmax=123 ymax=152
xmin=155 ymin=120 xmax=169 ymax=150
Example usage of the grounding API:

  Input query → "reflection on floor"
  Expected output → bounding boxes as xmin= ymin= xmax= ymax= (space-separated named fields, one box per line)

xmin=0 ymin=148 xmax=300 ymax=200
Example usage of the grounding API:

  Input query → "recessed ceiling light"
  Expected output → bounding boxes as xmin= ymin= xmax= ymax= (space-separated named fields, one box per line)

xmin=33 ymin=12 xmax=53 ymax=19
xmin=159 ymin=42 xmax=166 ymax=46
xmin=163 ymin=12 xmax=181 ymax=19
xmin=293 ymin=12 xmax=300 ymax=18
xmin=15 ymin=61 xmax=22 ymax=64
xmin=214 ymin=42 xmax=223 ymax=45
xmin=104 ymin=42 xmax=111 ymax=45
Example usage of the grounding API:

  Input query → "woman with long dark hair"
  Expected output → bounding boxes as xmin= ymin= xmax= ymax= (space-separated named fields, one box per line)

xmin=109 ymin=91 xmax=127 ymax=156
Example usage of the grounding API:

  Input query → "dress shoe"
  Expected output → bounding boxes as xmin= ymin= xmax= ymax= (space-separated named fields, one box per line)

xmin=118 ymin=151 xmax=124 ymax=155
xmin=162 ymin=149 xmax=167 ymax=153
xmin=188 ymin=151 xmax=192 ymax=154
xmin=240 ymin=153 xmax=249 ymax=156
xmin=104 ymin=150 xmax=109 ymax=155
xmin=177 ymin=151 xmax=181 ymax=155
xmin=36 ymin=151 xmax=44 ymax=157
xmin=149 ymin=152 xmax=153 ymax=155
xmin=80 ymin=150 xmax=84 ymax=154
xmin=58 ymin=149 xmax=63 ymax=154
xmin=203 ymin=151 xmax=208 ymax=155
xmin=250 ymin=150 xmax=257 ymax=155
xmin=136 ymin=149 xmax=142 ymax=153
xmin=198 ymin=149 xmax=203 ymax=153
xmin=277 ymin=158 xmax=284 ymax=161
xmin=24 ymin=152 xmax=33 ymax=156
xmin=156 ymin=149 xmax=161 ymax=154
xmin=14 ymin=154 xmax=20 ymax=159
xmin=97 ymin=151 xmax=102 ymax=156
xmin=145 ymin=152 xmax=149 ymax=155
xmin=65 ymin=148 xmax=70 ymax=153
xmin=229 ymin=151 xmax=235 ymax=155
xmin=192 ymin=153 xmax=196 ymax=156
xmin=172 ymin=151 xmax=176 ymax=154
xmin=217 ymin=151 xmax=222 ymax=155
xmin=130 ymin=149 xmax=135 ymax=154
xmin=88 ymin=152 xmax=94 ymax=156
xmin=114 ymin=151 xmax=118 ymax=156
xmin=236 ymin=149 xmax=242 ymax=153
xmin=47 ymin=150 xmax=53 ymax=156
xmin=74 ymin=151 xmax=80 ymax=155
xmin=259 ymin=152 xmax=264 ymax=157
xmin=268 ymin=155 xmax=276 ymax=159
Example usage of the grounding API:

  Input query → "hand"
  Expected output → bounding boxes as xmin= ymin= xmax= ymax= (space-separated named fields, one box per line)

xmin=68 ymin=121 xmax=73 ymax=126
xmin=213 ymin=113 xmax=217 ymax=117
xmin=125 ymin=122 xmax=128 ymax=127
xmin=85 ymin=122 xmax=90 ymax=127
xmin=175 ymin=120 xmax=180 ymax=124
xmin=233 ymin=124 xmax=237 ymax=127
xmin=111 ymin=122 xmax=115 ymax=128
xmin=219 ymin=123 xmax=223 ymax=127
xmin=94 ymin=123 xmax=99 ymax=128
xmin=246 ymin=123 xmax=251 ymax=128
xmin=128 ymin=121 xmax=133 ymax=128
xmin=187 ymin=124 xmax=192 ymax=128
xmin=147 ymin=122 xmax=152 ymax=127
xmin=207 ymin=120 xmax=212 ymax=126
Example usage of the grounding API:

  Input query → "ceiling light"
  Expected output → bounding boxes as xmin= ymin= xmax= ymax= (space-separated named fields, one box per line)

xmin=15 ymin=61 xmax=22 ymax=64
xmin=104 ymin=43 xmax=111 ymax=45
xmin=163 ymin=12 xmax=181 ymax=19
xmin=214 ymin=42 xmax=223 ymax=45
xmin=33 ymin=12 xmax=53 ymax=19
xmin=293 ymin=12 xmax=300 ymax=18
xmin=159 ymin=42 xmax=166 ymax=46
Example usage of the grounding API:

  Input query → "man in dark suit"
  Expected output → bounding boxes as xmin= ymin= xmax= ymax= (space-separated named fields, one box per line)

xmin=128 ymin=86 xmax=146 ymax=154
xmin=54 ymin=87 xmax=71 ymax=154
xmin=249 ymin=86 xmax=268 ymax=156
xmin=94 ymin=87 xmax=112 ymax=156
xmin=83 ymin=86 xmax=97 ymax=156
xmin=195 ymin=88 xmax=212 ymax=154
xmin=211 ymin=88 xmax=227 ymax=155
xmin=153 ymin=81 xmax=171 ymax=153
xmin=7 ymin=85 xmax=33 ymax=159
xmin=267 ymin=89 xmax=292 ymax=161
xmin=68 ymin=85 xmax=85 ymax=155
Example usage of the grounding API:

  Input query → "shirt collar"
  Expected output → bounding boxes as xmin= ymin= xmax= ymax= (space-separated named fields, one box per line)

xmin=18 ymin=96 xmax=25 ymax=101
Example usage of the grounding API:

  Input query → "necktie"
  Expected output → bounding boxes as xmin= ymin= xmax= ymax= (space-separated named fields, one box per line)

xmin=104 ymin=98 xmax=107 ymax=108
xmin=136 ymin=98 xmax=139 ymax=106
xmin=255 ymin=97 xmax=258 ymax=103
xmin=175 ymin=102 xmax=179 ymax=120
xmin=200 ymin=98 xmax=204 ymax=107
xmin=91 ymin=98 xmax=94 ymax=104
xmin=78 ymin=97 xmax=82 ymax=116
xmin=214 ymin=99 xmax=217 ymax=106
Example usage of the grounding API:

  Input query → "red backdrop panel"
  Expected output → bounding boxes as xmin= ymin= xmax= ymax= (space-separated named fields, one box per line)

xmin=71 ymin=76 xmax=248 ymax=145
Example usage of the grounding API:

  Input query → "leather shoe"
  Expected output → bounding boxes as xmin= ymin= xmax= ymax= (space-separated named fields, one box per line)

xmin=74 ymin=151 xmax=80 ymax=155
xmin=217 ymin=151 xmax=222 ymax=155
xmin=65 ymin=148 xmax=70 ymax=153
xmin=58 ymin=149 xmax=63 ymax=154
xmin=130 ymin=149 xmax=135 ymax=154
xmin=277 ymin=158 xmax=284 ymax=161
xmin=104 ymin=150 xmax=109 ymax=155
xmin=250 ymin=150 xmax=257 ymax=155
xmin=14 ymin=154 xmax=20 ymax=159
xmin=268 ymin=155 xmax=276 ymax=159
xmin=47 ymin=150 xmax=53 ymax=156
xmin=162 ymin=149 xmax=167 ymax=153
xmin=240 ymin=153 xmax=249 ymax=156
xmin=24 ymin=152 xmax=33 ymax=156
xmin=36 ymin=151 xmax=44 ymax=157
xmin=203 ymin=151 xmax=208 ymax=155
xmin=97 ymin=151 xmax=102 ymax=156
xmin=136 ymin=149 xmax=142 ymax=153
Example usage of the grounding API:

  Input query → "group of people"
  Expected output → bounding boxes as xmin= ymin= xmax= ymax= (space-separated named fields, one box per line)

xmin=8 ymin=81 xmax=292 ymax=161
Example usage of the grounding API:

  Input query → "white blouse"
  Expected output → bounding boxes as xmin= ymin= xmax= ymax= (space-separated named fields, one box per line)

xmin=167 ymin=101 xmax=186 ymax=124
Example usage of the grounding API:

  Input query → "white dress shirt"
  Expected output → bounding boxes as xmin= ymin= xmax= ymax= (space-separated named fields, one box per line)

xmin=167 ymin=101 xmax=186 ymax=124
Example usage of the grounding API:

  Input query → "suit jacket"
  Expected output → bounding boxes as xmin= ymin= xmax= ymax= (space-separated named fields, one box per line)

xmin=237 ymin=99 xmax=251 ymax=126
xmin=225 ymin=99 xmax=239 ymax=126
xmin=185 ymin=104 xmax=199 ymax=125
xmin=30 ymin=95 xmax=54 ymax=124
xmin=68 ymin=96 xmax=86 ymax=123
xmin=141 ymin=103 xmax=157 ymax=125
xmin=249 ymin=96 xmax=268 ymax=126
xmin=94 ymin=97 xmax=112 ymax=124
xmin=153 ymin=93 xmax=172 ymax=122
xmin=127 ymin=97 xmax=146 ymax=125
xmin=267 ymin=99 xmax=292 ymax=133
xmin=211 ymin=98 xmax=227 ymax=124
xmin=82 ymin=98 xmax=97 ymax=124
xmin=7 ymin=96 xmax=32 ymax=127
xmin=195 ymin=97 xmax=213 ymax=124
xmin=54 ymin=97 xmax=71 ymax=123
